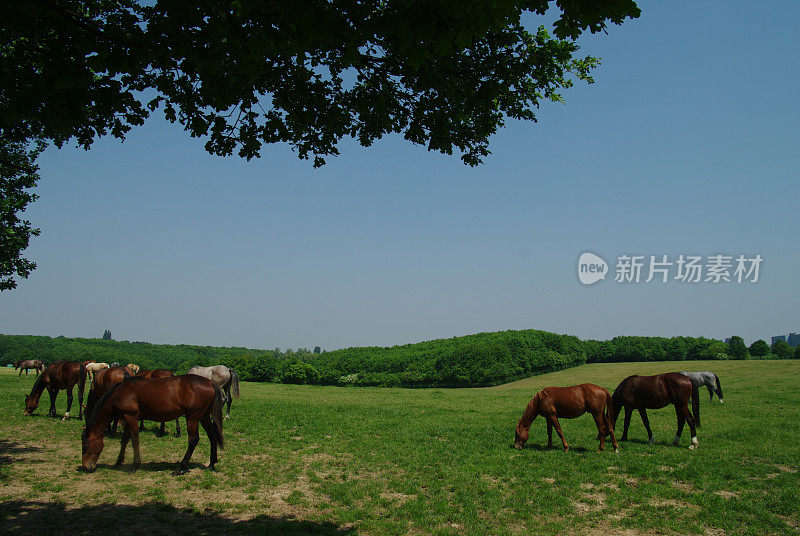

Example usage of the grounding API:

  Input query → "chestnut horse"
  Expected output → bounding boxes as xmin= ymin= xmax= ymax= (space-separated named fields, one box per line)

xmin=611 ymin=373 xmax=700 ymax=449
xmin=24 ymin=361 xmax=87 ymax=420
xmin=81 ymin=375 xmax=224 ymax=474
xmin=85 ymin=366 xmax=134 ymax=435
xmin=136 ymin=369 xmax=181 ymax=437
xmin=15 ymin=359 xmax=44 ymax=378
xmin=514 ymin=384 xmax=618 ymax=452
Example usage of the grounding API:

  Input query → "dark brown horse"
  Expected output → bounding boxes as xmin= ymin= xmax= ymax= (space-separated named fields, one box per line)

xmin=514 ymin=384 xmax=618 ymax=452
xmin=24 ymin=361 xmax=86 ymax=420
xmin=611 ymin=373 xmax=700 ymax=449
xmin=136 ymin=369 xmax=181 ymax=437
xmin=15 ymin=359 xmax=44 ymax=378
xmin=81 ymin=375 xmax=224 ymax=474
xmin=85 ymin=366 xmax=134 ymax=435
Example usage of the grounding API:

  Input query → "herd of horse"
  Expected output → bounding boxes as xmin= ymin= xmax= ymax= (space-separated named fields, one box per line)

xmin=20 ymin=360 xmax=240 ymax=473
xmin=17 ymin=358 xmax=723 ymax=474
xmin=514 ymin=370 xmax=723 ymax=452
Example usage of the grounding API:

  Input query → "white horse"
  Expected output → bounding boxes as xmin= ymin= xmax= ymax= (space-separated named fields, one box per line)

xmin=187 ymin=365 xmax=240 ymax=419
xmin=85 ymin=362 xmax=109 ymax=382
xmin=679 ymin=371 xmax=724 ymax=403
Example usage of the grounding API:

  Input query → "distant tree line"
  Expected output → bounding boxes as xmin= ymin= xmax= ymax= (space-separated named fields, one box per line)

xmin=1 ymin=331 xmax=796 ymax=388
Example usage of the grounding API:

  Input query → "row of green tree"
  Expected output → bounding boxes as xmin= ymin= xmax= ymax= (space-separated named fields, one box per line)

xmin=1 ymin=331 xmax=797 ymax=388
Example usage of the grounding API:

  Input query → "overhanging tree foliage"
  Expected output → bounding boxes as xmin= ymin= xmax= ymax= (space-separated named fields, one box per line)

xmin=0 ymin=140 xmax=42 ymax=290
xmin=1 ymin=0 xmax=640 ymax=287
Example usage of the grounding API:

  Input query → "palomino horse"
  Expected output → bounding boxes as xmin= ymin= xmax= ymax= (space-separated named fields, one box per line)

xmin=85 ymin=362 xmax=110 ymax=381
xmin=612 ymin=373 xmax=700 ymax=449
xmin=81 ymin=375 xmax=224 ymax=474
xmin=85 ymin=366 xmax=133 ymax=435
xmin=15 ymin=359 xmax=44 ymax=378
xmin=187 ymin=365 xmax=240 ymax=419
xmin=514 ymin=384 xmax=618 ymax=452
xmin=24 ymin=361 xmax=87 ymax=420
xmin=679 ymin=371 xmax=724 ymax=403
xmin=136 ymin=369 xmax=181 ymax=437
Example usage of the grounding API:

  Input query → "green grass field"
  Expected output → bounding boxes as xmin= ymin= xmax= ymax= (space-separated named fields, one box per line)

xmin=1 ymin=360 xmax=798 ymax=535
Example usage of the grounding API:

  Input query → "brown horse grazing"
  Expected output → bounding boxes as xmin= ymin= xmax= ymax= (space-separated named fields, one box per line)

xmin=611 ymin=373 xmax=700 ymax=449
xmin=514 ymin=384 xmax=618 ymax=452
xmin=85 ymin=366 xmax=134 ymax=435
xmin=136 ymin=369 xmax=181 ymax=437
xmin=24 ymin=361 xmax=87 ymax=420
xmin=15 ymin=359 xmax=44 ymax=378
xmin=81 ymin=375 xmax=224 ymax=474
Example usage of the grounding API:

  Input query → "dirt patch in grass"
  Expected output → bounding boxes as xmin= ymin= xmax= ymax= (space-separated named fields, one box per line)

xmin=649 ymin=498 xmax=700 ymax=513
xmin=714 ymin=490 xmax=739 ymax=500
xmin=573 ymin=492 xmax=607 ymax=514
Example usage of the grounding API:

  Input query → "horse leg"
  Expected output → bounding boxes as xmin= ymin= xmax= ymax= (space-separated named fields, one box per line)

xmin=638 ymin=409 xmax=653 ymax=444
xmin=199 ymin=415 xmax=218 ymax=470
xmin=592 ymin=411 xmax=606 ymax=451
xmin=672 ymin=405 xmax=686 ymax=446
xmin=621 ymin=406 xmax=632 ymax=441
xmin=157 ymin=421 xmax=166 ymax=437
xmin=18 ymin=367 xmax=22 ymax=379
xmin=546 ymin=420 xmax=553 ymax=449
xmin=48 ymin=387 xmax=57 ymax=417
xmin=706 ymin=385 xmax=714 ymax=403
xmin=680 ymin=404 xmax=698 ymax=449
xmin=224 ymin=385 xmax=232 ymax=420
xmin=115 ymin=426 xmax=131 ymax=466
xmin=62 ymin=387 xmax=73 ymax=421
xmin=176 ymin=417 xmax=200 ymax=475
xmin=548 ymin=416 xmax=568 ymax=451
xmin=174 ymin=418 xmax=181 ymax=437
xmin=124 ymin=415 xmax=142 ymax=468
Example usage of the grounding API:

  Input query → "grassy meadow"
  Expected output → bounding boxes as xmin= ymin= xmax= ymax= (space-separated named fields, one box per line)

xmin=1 ymin=360 xmax=798 ymax=535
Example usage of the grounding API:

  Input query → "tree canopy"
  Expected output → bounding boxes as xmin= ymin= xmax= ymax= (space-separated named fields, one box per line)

xmin=0 ymin=0 xmax=640 ymax=288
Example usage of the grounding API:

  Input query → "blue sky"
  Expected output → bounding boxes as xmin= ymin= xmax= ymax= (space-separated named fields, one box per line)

xmin=2 ymin=1 xmax=798 ymax=350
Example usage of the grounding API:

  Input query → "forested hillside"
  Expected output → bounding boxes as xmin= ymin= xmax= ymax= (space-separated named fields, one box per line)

xmin=1 ymin=330 xmax=795 ymax=388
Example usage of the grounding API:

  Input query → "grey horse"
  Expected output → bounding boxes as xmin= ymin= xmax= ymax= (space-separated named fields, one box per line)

xmin=187 ymin=365 xmax=240 ymax=419
xmin=678 ymin=371 xmax=724 ymax=403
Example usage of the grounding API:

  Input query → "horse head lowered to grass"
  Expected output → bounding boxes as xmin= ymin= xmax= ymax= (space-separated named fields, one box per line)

xmin=24 ymin=361 xmax=86 ymax=420
xmin=514 ymin=383 xmax=618 ymax=452
xmin=81 ymin=375 xmax=224 ymax=474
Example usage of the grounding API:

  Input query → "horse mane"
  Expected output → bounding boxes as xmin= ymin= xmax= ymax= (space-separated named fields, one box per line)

xmin=82 ymin=383 xmax=122 ymax=441
xmin=29 ymin=369 xmax=48 ymax=396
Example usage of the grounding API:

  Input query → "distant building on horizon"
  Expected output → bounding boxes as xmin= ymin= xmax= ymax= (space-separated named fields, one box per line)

xmin=772 ymin=334 xmax=787 ymax=346
xmin=788 ymin=332 xmax=800 ymax=348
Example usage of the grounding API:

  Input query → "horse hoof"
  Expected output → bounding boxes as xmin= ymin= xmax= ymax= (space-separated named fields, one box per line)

xmin=689 ymin=444 xmax=697 ymax=450
xmin=614 ymin=448 xmax=619 ymax=454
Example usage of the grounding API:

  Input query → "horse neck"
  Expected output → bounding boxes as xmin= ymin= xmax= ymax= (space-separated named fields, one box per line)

xmin=86 ymin=395 xmax=115 ymax=437
xmin=28 ymin=373 xmax=48 ymax=402
xmin=518 ymin=398 xmax=539 ymax=431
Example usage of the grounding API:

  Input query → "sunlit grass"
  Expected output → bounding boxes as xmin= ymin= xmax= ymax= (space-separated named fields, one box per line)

xmin=0 ymin=360 xmax=798 ymax=535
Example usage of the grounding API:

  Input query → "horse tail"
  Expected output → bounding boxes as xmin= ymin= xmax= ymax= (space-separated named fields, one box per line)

xmin=78 ymin=363 xmax=87 ymax=413
xmin=604 ymin=390 xmax=615 ymax=436
xmin=610 ymin=384 xmax=624 ymax=428
xmin=691 ymin=380 xmax=700 ymax=428
xmin=211 ymin=385 xmax=225 ymax=449
xmin=229 ymin=369 xmax=240 ymax=398
xmin=715 ymin=374 xmax=723 ymax=401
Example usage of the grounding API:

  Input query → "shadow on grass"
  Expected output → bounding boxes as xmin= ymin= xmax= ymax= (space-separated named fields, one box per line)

xmin=0 ymin=440 xmax=43 ymax=465
xmin=511 ymin=443 xmax=593 ymax=453
xmin=0 ymin=501 xmax=355 ymax=535
xmin=93 ymin=461 xmax=207 ymax=473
